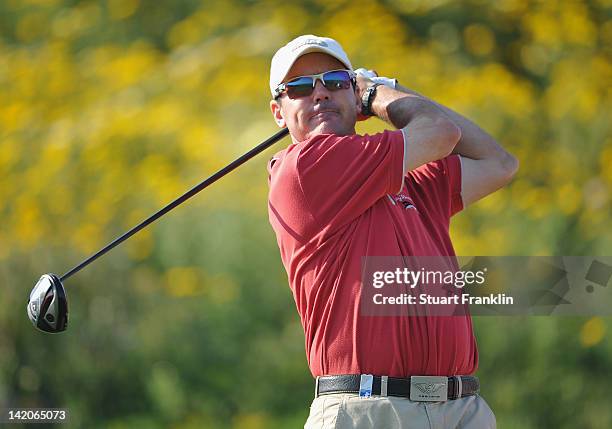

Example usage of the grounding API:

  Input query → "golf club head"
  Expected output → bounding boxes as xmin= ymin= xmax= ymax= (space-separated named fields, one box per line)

xmin=27 ymin=274 xmax=68 ymax=333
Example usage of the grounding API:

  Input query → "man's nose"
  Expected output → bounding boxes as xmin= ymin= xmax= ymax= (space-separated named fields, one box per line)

xmin=311 ymin=79 xmax=331 ymax=102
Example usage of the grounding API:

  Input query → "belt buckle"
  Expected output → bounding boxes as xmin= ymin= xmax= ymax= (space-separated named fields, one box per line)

xmin=410 ymin=376 xmax=448 ymax=402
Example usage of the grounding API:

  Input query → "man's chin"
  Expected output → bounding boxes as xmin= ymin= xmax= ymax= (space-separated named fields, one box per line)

xmin=310 ymin=121 xmax=350 ymax=136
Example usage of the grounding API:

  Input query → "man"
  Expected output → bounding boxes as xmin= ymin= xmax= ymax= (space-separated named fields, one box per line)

xmin=266 ymin=35 xmax=518 ymax=428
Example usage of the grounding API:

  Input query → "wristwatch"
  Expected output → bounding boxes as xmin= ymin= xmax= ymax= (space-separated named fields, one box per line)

xmin=361 ymin=83 xmax=382 ymax=116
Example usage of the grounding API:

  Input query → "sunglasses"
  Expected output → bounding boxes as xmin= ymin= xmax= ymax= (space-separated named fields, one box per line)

xmin=274 ymin=69 xmax=356 ymax=99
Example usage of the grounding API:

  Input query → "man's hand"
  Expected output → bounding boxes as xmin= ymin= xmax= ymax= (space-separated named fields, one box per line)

xmin=355 ymin=68 xmax=400 ymax=121
xmin=355 ymin=68 xmax=398 ymax=88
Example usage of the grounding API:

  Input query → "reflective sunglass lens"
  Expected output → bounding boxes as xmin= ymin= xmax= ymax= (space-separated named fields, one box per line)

xmin=283 ymin=70 xmax=353 ymax=98
xmin=286 ymin=77 xmax=314 ymax=98
xmin=321 ymin=70 xmax=352 ymax=91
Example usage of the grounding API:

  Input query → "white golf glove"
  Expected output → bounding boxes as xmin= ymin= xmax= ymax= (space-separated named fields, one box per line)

xmin=354 ymin=68 xmax=398 ymax=89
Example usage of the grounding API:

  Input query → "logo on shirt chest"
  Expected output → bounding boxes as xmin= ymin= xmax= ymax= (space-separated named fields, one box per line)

xmin=387 ymin=194 xmax=417 ymax=211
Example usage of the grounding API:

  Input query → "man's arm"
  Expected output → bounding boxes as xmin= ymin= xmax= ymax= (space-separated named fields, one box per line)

xmin=360 ymin=77 xmax=462 ymax=175
xmin=391 ymin=82 xmax=519 ymax=208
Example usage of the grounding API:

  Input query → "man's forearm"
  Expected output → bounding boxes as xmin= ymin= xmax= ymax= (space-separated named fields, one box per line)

xmin=394 ymin=83 xmax=508 ymax=161
xmin=366 ymin=83 xmax=462 ymax=172
xmin=370 ymin=85 xmax=446 ymax=129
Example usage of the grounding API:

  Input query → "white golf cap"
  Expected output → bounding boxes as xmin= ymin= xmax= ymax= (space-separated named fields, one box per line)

xmin=269 ymin=35 xmax=353 ymax=97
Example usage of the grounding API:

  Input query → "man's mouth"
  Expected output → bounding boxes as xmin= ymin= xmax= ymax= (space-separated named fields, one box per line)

xmin=310 ymin=110 xmax=339 ymax=120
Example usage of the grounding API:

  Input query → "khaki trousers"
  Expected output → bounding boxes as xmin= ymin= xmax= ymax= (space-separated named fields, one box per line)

xmin=304 ymin=393 xmax=496 ymax=429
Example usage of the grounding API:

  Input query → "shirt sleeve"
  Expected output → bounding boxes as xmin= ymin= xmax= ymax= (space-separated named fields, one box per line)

xmin=296 ymin=130 xmax=404 ymax=228
xmin=407 ymin=153 xmax=464 ymax=219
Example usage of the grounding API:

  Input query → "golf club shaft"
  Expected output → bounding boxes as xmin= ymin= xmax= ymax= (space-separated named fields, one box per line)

xmin=60 ymin=127 xmax=289 ymax=282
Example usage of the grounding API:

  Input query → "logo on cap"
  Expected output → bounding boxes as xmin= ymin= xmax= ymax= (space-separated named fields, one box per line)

xmin=292 ymin=39 xmax=328 ymax=51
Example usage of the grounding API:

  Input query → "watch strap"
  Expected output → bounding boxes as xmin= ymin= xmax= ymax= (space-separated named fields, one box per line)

xmin=361 ymin=83 xmax=382 ymax=116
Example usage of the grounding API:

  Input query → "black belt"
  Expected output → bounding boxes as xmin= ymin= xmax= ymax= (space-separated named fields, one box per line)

xmin=315 ymin=375 xmax=479 ymax=401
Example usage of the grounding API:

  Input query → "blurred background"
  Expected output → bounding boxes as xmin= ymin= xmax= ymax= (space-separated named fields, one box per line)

xmin=0 ymin=0 xmax=610 ymax=427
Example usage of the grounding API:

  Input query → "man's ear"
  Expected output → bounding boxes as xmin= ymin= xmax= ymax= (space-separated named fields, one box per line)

xmin=354 ymin=86 xmax=362 ymax=114
xmin=270 ymin=99 xmax=286 ymax=128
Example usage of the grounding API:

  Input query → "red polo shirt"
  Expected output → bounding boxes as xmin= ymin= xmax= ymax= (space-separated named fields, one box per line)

xmin=267 ymin=129 xmax=478 ymax=377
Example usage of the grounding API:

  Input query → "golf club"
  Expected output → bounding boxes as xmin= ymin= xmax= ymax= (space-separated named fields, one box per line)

xmin=27 ymin=127 xmax=289 ymax=333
